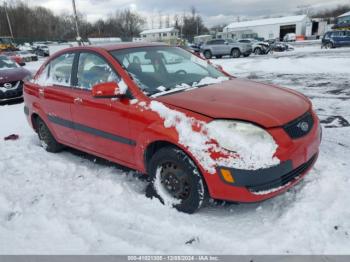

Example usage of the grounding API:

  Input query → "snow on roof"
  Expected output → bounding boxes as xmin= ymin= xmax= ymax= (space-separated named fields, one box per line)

xmin=224 ymin=15 xmax=308 ymax=30
xmin=338 ymin=11 xmax=350 ymax=18
xmin=140 ymin=27 xmax=179 ymax=35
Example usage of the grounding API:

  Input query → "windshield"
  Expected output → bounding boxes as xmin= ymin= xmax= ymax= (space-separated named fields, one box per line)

xmin=0 ymin=56 xmax=18 ymax=70
xmin=110 ymin=46 xmax=228 ymax=97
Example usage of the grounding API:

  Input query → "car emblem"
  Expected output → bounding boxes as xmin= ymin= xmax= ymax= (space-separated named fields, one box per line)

xmin=3 ymin=83 xmax=12 ymax=89
xmin=298 ymin=121 xmax=309 ymax=132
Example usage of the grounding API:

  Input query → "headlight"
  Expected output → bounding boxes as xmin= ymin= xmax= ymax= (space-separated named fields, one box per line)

xmin=206 ymin=120 xmax=278 ymax=156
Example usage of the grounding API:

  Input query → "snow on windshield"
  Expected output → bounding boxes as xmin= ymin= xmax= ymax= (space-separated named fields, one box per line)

xmin=0 ymin=57 xmax=18 ymax=70
xmin=150 ymin=76 xmax=229 ymax=98
xmin=138 ymin=101 xmax=279 ymax=173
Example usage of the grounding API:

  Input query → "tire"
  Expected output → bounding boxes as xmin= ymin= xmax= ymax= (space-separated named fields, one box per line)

xmin=231 ymin=48 xmax=241 ymax=58
xmin=147 ymin=146 xmax=208 ymax=214
xmin=203 ymin=50 xmax=212 ymax=59
xmin=325 ymin=42 xmax=333 ymax=49
xmin=215 ymin=55 xmax=222 ymax=59
xmin=254 ymin=47 xmax=262 ymax=55
xmin=36 ymin=118 xmax=64 ymax=153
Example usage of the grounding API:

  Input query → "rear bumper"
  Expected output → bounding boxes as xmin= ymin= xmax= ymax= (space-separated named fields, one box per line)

xmin=243 ymin=49 xmax=252 ymax=55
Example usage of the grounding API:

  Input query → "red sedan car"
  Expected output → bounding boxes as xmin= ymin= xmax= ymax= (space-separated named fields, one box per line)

xmin=23 ymin=43 xmax=321 ymax=213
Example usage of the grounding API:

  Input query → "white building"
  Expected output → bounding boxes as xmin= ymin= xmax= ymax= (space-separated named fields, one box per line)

xmin=140 ymin=27 xmax=179 ymax=43
xmin=88 ymin=37 xmax=122 ymax=45
xmin=222 ymin=15 xmax=310 ymax=40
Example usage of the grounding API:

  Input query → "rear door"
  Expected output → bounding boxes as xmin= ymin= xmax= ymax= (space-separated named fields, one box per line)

xmin=214 ymin=40 xmax=227 ymax=55
xmin=36 ymin=52 xmax=78 ymax=146
xmin=69 ymin=51 xmax=135 ymax=166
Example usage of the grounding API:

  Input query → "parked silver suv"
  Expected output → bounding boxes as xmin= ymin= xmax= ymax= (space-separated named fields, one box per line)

xmin=200 ymin=39 xmax=252 ymax=59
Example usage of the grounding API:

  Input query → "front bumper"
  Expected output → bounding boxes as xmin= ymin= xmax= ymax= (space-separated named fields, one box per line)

xmin=202 ymin=111 xmax=322 ymax=203
xmin=0 ymin=81 xmax=23 ymax=102
xmin=217 ymin=153 xmax=317 ymax=193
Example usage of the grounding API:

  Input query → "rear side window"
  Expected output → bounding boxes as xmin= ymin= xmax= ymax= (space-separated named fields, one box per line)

xmin=213 ymin=40 xmax=225 ymax=45
xmin=76 ymin=52 xmax=120 ymax=90
xmin=36 ymin=53 xmax=75 ymax=87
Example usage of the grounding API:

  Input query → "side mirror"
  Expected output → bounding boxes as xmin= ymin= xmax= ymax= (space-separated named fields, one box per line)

xmin=92 ymin=82 xmax=120 ymax=98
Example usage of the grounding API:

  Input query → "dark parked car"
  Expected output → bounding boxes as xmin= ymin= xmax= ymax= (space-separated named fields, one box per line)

xmin=0 ymin=55 xmax=31 ymax=102
xmin=322 ymin=30 xmax=350 ymax=48
xmin=33 ymin=45 xmax=49 ymax=57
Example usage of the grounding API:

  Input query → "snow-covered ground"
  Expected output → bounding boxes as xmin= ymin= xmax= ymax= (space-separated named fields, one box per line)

xmin=1 ymin=47 xmax=349 ymax=254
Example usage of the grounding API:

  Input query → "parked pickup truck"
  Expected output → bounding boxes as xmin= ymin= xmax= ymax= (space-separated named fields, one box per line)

xmin=200 ymin=39 xmax=252 ymax=59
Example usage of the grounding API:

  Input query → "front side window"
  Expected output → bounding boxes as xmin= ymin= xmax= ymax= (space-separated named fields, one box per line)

xmin=111 ymin=46 xmax=228 ymax=97
xmin=76 ymin=52 xmax=120 ymax=90
xmin=35 ymin=53 xmax=74 ymax=86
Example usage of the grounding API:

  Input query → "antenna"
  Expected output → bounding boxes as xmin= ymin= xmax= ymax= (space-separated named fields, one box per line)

xmin=72 ymin=0 xmax=82 ymax=45
xmin=4 ymin=1 xmax=14 ymax=39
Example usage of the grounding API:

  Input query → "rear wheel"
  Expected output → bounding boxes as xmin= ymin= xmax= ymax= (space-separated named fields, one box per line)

xmin=36 ymin=118 xmax=64 ymax=153
xmin=203 ymin=50 xmax=212 ymax=59
xmin=147 ymin=147 xmax=208 ymax=214
xmin=231 ymin=48 xmax=241 ymax=58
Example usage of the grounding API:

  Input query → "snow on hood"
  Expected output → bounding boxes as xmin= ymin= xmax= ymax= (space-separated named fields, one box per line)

xmin=151 ymin=76 xmax=229 ymax=98
xmin=141 ymin=101 xmax=279 ymax=174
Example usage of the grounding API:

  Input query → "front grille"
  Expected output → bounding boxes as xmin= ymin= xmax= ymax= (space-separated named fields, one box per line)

xmin=248 ymin=154 xmax=317 ymax=193
xmin=0 ymin=81 xmax=20 ymax=88
xmin=283 ymin=112 xmax=314 ymax=139
xmin=0 ymin=81 xmax=23 ymax=99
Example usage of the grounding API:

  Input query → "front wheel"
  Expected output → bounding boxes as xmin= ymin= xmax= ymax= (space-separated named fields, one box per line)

xmin=254 ymin=47 xmax=262 ymax=55
xmin=325 ymin=42 xmax=333 ymax=49
xmin=147 ymin=147 xmax=208 ymax=214
xmin=203 ymin=50 xmax=212 ymax=59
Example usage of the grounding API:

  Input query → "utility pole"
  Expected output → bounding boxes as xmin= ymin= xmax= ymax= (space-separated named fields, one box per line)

xmin=4 ymin=1 xmax=14 ymax=39
xmin=72 ymin=0 xmax=82 ymax=45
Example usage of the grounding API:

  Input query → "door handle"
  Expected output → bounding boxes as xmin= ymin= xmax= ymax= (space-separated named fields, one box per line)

xmin=39 ymin=88 xmax=44 ymax=97
xmin=74 ymin=97 xmax=83 ymax=104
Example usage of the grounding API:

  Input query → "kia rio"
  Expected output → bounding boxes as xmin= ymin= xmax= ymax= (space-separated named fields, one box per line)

xmin=23 ymin=43 xmax=321 ymax=213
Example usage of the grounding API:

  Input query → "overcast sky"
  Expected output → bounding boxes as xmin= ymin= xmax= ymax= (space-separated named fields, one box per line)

xmin=30 ymin=0 xmax=349 ymax=27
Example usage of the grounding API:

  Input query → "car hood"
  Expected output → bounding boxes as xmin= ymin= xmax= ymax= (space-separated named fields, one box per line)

xmin=155 ymin=78 xmax=311 ymax=128
xmin=0 ymin=67 xmax=30 ymax=84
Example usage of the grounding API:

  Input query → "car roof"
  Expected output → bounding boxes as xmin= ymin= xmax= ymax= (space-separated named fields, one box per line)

xmin=99 ymin=42 xmax=168 ymax=51
xmin=52 ymin=42 xmax=170 ymax=56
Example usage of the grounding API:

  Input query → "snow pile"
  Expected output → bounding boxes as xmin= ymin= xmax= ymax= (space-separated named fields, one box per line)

xmin=147 ymin=101 xmax=279 ymax=173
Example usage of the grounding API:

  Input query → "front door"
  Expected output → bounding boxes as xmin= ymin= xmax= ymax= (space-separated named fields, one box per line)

xmin=70 ymin=52 xmax=135 ymax=166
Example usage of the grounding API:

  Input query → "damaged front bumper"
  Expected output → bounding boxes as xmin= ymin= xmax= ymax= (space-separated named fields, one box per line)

xmin=217 ymin=153 xmax=318 ymax=194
